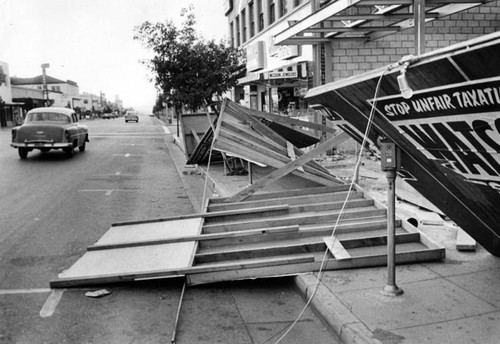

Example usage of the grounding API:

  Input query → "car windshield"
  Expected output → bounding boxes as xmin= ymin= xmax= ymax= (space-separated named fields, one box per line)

xmin=26 ymin=112 xmax=70 ymax=123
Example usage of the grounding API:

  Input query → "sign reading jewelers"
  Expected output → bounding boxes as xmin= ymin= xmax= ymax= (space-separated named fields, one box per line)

xmin=268 ymin=71 xmax=298 ymax=79
xmin=370 ymin=77 xmax=500 ymax=192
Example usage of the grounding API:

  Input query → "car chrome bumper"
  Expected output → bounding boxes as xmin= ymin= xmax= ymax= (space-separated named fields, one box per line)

xmin=11 ymin=142 xmax=72 ymax=149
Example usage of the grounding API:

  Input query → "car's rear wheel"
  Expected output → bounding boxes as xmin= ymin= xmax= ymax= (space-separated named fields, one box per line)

xmin=18 ymin=148 xmax=28 ymax=159
xmin=64 ymin=145 xmax=74 ymax=158
xmin=79 ymin=141 xmax=86 ymax=152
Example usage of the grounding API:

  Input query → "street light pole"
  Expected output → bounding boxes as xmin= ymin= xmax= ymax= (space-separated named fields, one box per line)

xmin=41 ymin=63 xmax=50 ymax=106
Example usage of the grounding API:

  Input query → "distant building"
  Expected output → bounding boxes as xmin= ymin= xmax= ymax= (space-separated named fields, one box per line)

xmin=0 ymin=61 xmax=24 ymax=127
xmin=11 ymin=74 xmax=80 ymax=109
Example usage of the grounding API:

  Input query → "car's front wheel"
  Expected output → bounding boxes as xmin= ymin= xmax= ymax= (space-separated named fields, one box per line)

xmin=79 ymin=141 xmax=86 ymax=152
xmin=18 ymin=147 xmax=28 ymax=159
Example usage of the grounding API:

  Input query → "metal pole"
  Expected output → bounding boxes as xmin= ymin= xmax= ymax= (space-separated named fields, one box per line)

xmin=382 ymin=170 xmax=403 ymax=296
xmin=414 ymin=0 xmax=426 ymax=55
xmin=171 ymin=281 xmax=187 ymax=343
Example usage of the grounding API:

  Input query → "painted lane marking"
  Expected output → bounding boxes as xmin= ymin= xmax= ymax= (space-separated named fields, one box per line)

xmin=162 ymin=126 xmax=171 ymax=135
xmin=115 ymin=171 xmax=121 ymax=176
xmin=39 ymin=289 xmax=65 ymax=318
xmin=78 ymin=189 xmax=138 ymax=196
xmin=112 ymin=153 xmax=145 ymax=157
xmin=0 ymin=288 xmax=51 ymax=295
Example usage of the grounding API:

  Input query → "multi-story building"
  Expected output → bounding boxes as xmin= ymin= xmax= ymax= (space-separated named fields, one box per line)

xmin=273 ymin=0 xmax=500 ymax=87
xmin=228 ymin=0 xmax=500 ymax=118
xmin=226 ymin=0 xmax=315 ymax=117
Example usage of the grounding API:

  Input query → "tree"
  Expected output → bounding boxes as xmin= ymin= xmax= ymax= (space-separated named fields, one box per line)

xmin=134 ymin=6 xmax=241 ymax=113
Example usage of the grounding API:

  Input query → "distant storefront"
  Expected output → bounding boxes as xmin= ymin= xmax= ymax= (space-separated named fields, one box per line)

xmin=0 ymin=61 xmax=24 ymax=127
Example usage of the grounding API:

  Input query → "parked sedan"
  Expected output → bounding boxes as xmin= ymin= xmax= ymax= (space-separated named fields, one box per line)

xmin=11 ymin=107 xmax=89 ymax=159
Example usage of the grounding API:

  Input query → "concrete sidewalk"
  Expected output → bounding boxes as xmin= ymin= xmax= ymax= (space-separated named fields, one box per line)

xmin=163 ymin=120 xmax=500 ymax=344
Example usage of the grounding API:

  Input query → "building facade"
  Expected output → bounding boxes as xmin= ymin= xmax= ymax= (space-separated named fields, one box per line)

xmin=229 ymin=1 xmax=500 ymax=113
xmin=11 ymin=75 xmax=80 ymax=109
xmin=226 ymin=0 xmax=315 ymax=117
xmin=0 ymin=62 xmax=24 ymax=127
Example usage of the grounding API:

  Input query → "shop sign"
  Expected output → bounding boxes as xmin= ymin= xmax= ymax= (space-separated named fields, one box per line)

xmin=246 ymin=41 xmax=266 ymax=72
xmin=269 ymin=71 xmax=298 ymax=79
xmin=371 ymin=77 xmax=500 ymax=191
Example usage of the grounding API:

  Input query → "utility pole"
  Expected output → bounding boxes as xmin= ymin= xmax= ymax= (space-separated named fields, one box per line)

xmin=41 ymin=63 xmax=50 ymax=106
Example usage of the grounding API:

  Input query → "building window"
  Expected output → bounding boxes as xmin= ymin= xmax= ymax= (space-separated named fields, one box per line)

xmin=230 ymin=21 xmax=235 ymax=48
xmin=294 ymin=0 xmax=302 ymax=7
xmin=236 ymin=15 xmax=241 ymax=46
xmin=279 ymin=0 xmax=287 ymax=17
xmin=257 ymin=0 xmax=264 ymax=32
xmin=249 ymin=1 xmax=255 ymax=37
xmin=241 ymin=8 xmax=247 ymax=43
xmin=269 ymin=0 xmax=275 ymax=25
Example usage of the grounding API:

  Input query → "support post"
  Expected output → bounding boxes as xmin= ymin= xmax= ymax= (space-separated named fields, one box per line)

xmin=414 ymin=0 xmax=426 ymax=55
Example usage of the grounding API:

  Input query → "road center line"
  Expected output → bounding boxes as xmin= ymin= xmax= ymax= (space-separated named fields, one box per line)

xmin=40 ymin=289 xmax=65 ymax=318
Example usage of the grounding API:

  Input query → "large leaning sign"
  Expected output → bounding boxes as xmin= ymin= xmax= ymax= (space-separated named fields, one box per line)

xmin=371 ymin=77 xmax=500 ymax=193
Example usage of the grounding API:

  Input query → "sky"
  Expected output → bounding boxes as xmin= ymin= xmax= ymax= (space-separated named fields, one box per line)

xmin=0 ymin=0 xmax=228 ymax=113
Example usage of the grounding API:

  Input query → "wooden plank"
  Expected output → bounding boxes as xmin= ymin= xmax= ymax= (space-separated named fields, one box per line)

xmin=456 ymin=227 xmax=477 ymax=251
xmin=187 ymin=246 xmax=445 ymax=285
xmin=195 ymin=240 xmax=326 ymax=263
xmin=111 ymin=204 xmax=289 ymax=227
xmin=226 ymin=135 xmax=347 ymax=202
xmin=324 ymin=237 xmax=351 ymax=260
xmin=208 ymin=191 xmax=364 ymax=212
xmin=211 ymin=185 xmax=351 ymax=203
xmin=203 ymin=207 xmax=387 ymax=233
xmin=190 ymin=129 xmax=201 ymax=144
xmin=248 ymin=109 xmax=338 ymax=134
xmin=50 ymin=255 xmax=316 ymax=288
xmin=89 ymin=225 xmax=300 ymax=251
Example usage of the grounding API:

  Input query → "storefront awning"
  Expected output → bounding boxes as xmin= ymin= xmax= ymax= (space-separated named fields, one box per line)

xmin=274 ymin=0 xmax=488 ymax=46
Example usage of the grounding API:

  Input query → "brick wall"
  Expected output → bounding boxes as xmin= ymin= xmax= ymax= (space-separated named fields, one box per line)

xmin=330 ymin=1 xmax=500 ymax=81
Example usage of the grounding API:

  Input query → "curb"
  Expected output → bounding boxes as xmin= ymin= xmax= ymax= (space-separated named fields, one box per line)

xmin=294 ymin=274 xmax=382 ymax=344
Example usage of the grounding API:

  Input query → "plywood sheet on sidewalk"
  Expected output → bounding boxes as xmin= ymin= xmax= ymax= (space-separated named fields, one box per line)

xmin=51 ymin=217 xmax=203 ymax=287
xmin=51 ymin=184 xmax=445 ymax=288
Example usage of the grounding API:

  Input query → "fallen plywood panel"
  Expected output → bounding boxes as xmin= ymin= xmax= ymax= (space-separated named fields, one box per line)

xmin=212 ymin=99 xmax=344 ymax=187
xmin=180 ymin=112 xmax=217 ymax=159
xmin=50 ymin=217 xmax=203 ymax=288
xmin=51 ymin=184 xmax=445 ymax=288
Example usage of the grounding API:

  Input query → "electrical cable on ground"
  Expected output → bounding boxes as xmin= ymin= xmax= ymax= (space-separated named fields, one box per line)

xmin=263 ymin=67 xmax=390 ymax=344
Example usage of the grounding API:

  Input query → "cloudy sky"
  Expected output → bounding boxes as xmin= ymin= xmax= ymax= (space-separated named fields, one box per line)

xmin=0 ymin=0 xmax=228 ymax=112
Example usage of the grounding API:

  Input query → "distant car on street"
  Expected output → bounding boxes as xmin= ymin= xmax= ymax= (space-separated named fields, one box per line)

xmin=11 ymin=107 xmax=89 ymax=159
xmin=102 ymin=113 xmax=114 ymax=119
xmin=124 ymin=111 xmax=139 ymax=123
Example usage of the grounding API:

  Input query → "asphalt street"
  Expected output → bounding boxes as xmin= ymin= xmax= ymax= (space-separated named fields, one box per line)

xmin=0 ymin=115 xmax=337 ymax=344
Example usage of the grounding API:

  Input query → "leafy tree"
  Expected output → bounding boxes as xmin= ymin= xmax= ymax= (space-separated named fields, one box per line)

xmin=134 ymin=6 xmax=241 ymax=113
